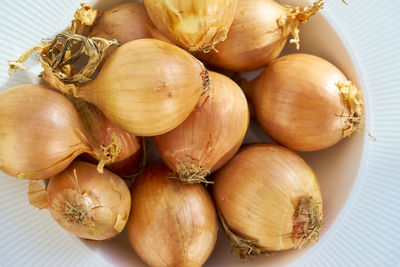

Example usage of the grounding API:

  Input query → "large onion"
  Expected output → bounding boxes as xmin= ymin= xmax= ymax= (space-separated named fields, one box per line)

xmin=144 ymin=0 xmax=238 ymax=52
xmin=0 ymin=85 xmax=115 ymax=180
xmin=44 ymin=38 xmax=209 ymax=136
xmin=213 ymin=144 xmax=323 ymax=259
xmin=153 ymin=71 xmax=249 ymax=184
xmin=127 ymin=165 xmax=218 ymax=266
xmin=198 ymin=0 xmax=323 ymax=72
xmin=47 ymin=161 xmax=131 ymax=241
xmin=244 ymin=53 xmax=364 ymax=151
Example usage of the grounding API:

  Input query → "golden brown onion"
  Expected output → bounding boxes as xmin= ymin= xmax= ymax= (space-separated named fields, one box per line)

xmin=213 ymin=144 xmax=323 ymax=259
xmin=153 ymin=71 xmax=249 ymax=184
xmin=0 ymin=85 xmax=100 ymax=180
xmin=127 ymin=165 xmax=218 ymax=267
xmin=43 ymin=38 xmax=209 ymax=136
xmin=197 ymin=0 xmax=323 ymax=72
xmin=244 ymin=53 xmax=364 ymax=151
xmin=47 ymin=161 xmax=131 ymax=240
xmin=144 ymin=0 xmax=238 ymax=52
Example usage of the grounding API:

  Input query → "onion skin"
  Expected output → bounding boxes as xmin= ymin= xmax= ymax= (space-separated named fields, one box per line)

xmin=197 ymin=0 xmax=323 ymax=72
xmin=153 ymin=71 xmax=249 ymax=183
xmin=213 ymin=144 xmax=323 ymax=255
xmin=144 ymin=0 xmax=238 ymax=52
xmin=76 ymin=39 xmax=208 ymax=136
xmin=91 ymin=112 xmax=142 ymax=176
xmin=71 ymin=98 xmax=142 ymax=176
xmin=89 ymin=2 xmax=170 ymax=62
xmin=47 ymin=161 xmax=131 ymax=241
xmin=127 ymin=165 xmax=218 ymax=267
xmin=0 ymin=85 xmax=91 ymax=180
xmin=245 ymin=53 xmax=364 ymax=151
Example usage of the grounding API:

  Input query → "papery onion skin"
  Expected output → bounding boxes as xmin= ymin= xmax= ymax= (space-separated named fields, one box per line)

xmin=0 ymin=85 xmax=91 ymax=180
xmin=76 ymin=39 xmax=209 ymax=136
xmin=213 ymin=144 xmax=323 ymax=253
xmin=197 ymin=0 xmax=323 ymax=72
xmin=47 ymin=161 xmax=131 ymax=241
xmin=144 ymin=0 xmax=237 ymax=52
xmin=89 ymin=2 xmax=170 ymax=62
xmin=245 ymin=53 xmax=364 ymax=152
xmin=71 ymin=98 xmax=143 ymax=176
xmin=127 ymin=165 xmax=218 ymax=267
xmin=153 ymin=71 xmax=249 ymax=184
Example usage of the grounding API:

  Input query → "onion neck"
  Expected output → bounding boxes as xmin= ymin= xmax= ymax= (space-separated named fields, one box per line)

xmin=336 ymin=81 xmax=364 ymax=137
xmin=292 ymin=196 xmax=322 ymax=249
xmin=278 ymin=0 xmax=324 ymax=49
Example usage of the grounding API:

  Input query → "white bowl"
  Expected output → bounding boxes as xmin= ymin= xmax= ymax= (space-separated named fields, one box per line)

xmin=0 ymin=0 xmax=399 ymax=266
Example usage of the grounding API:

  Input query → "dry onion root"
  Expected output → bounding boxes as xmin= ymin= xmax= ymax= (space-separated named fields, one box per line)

xmin=144 ymin=0 xmax=238 ymax=52
xmin=244 ymin=53 xmax=364 ymax=151
xmin=69 ymin=97 xmax=143 ymax=177
xmin=126 ymin=165 xmax=218 ymax=266
xmin=197 ymin=0 xmax=324 ymax=72
xmin=0 ymin=85 xmax=119 ymax=180
xmin=213 ymin=144 xmax=323 ymax=259
xmin=153 ymin=71 xmax=249 ymax=184
xmin=47 ymin=161 xmax=131 ymax=241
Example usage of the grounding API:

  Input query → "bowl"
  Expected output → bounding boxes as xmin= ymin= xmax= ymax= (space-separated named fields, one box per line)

xmin=0 ymin=0 xmax=399 ymax=266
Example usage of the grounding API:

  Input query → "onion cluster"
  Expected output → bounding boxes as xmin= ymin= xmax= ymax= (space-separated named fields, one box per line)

xmin=2 ymin=0 xmax=365 ymax=265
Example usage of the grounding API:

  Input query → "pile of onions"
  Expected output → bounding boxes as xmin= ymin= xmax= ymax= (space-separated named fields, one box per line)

xmin=197 ymin=0 xmax=324 ymax=72
xmin=153 ymin=71 xmax=249 ymax=184
xmin=88 ymin=2 xmax=170 ymax=63
xmin=213 ymin=144 xmax=323 ymax=259
xmin=144 ymin=0 xmax=238 ymax=52
xmin=127 ymin=165 xmax=218 ymax=266
xmin=44 ymin=38 xmax=209 ymax=136
xmin=0 ymin=85 xmax=117 ymax=180
xmin=244 ymin=53 xmax=364 ymax=151
xmin=70 ymin=97 xmax=142 ymax=176
xmin=47 ymin=161 xmax=131 ymax=240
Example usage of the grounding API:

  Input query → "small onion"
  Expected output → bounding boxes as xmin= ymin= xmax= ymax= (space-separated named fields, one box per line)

xmin=153 ymin=71 xmax=249 ymax=184
xmin=47 ymin=161 xmax=131 ymax=241
xmin=197 ymin=0 xmax=323 ymax=72
xmin=70 ymin=97 xmax=143 ymax=176
xmin=213 ymin=144 xmax=323 ymax=259
xmin=244 ymin=53 xmax=364 ymax=151
xmin=144 ymin=0 xmax=238 ymax=52
xmin=88 ymin=2 xmax=170 ymax=62
xmin=44 ymin=38 xmax=209 ymax=136
xmin=127 ymin=165 xmax=218 ymax=267
xmin=0 ymin=85 xmax=116 ymax=180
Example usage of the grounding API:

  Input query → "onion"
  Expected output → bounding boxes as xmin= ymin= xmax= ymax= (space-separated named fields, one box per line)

xmin=213 ymin=144 xmax=323 ymax=259
xmin=153 ymin=71 xmax=249 ymax=184
xmin=47 ymin=161 xmax=131 ymax=241
xmin=197 ymin=0 xmax=323 ymax=72
xmin=43 ymin=38 xmax=209 ymax=136
xmin=144 ymin=0 xmax=238 ymax=52
xmin=70 ymin=97 xmax=143 ymax=176
xmin=0 ymin=85 xmax=118 ymax=180
xmin=127 ymin=165 xmax=218 ymax=267
xmin=88 ymin=2 xmax=170 ymax=63
xmin=244 ymin=53 xmax=364 ymax=151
